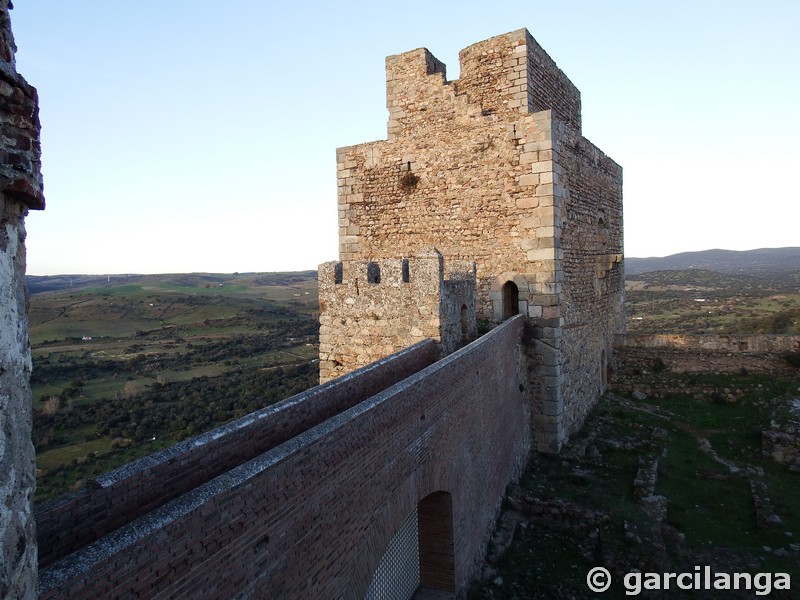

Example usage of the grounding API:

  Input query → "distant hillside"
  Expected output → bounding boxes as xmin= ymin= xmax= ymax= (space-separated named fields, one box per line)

xmin=626 ymin=247 xmax=800 ymax=276
xmin=26 ymin=271 xmax=317 ymax=295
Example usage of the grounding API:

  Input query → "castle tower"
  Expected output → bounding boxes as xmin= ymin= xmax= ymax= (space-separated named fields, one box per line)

xmin=319 ymin=29 xmax=623 ymax=452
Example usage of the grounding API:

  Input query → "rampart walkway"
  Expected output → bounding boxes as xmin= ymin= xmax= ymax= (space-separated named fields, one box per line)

xmin=38 ymin=315 xmax=529 ymax=599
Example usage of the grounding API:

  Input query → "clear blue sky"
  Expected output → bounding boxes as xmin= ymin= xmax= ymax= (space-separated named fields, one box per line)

xmin=11 ymin=1 xmax=799 ymax=275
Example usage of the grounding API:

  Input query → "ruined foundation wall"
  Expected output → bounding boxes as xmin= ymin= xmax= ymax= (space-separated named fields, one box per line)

xmin=0 ymin=1 xmax=45 ymax=597
xmin=614 ymin=334 xmax=800 ymax=375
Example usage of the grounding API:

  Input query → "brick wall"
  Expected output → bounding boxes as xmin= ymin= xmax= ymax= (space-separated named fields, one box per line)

xmin=36 ymin=340 xmax=438 ymax=568
xmin=0 ymin=1 xmax=44 ymax=597
xmin=39 ymin=316 xmax=529 ymax=599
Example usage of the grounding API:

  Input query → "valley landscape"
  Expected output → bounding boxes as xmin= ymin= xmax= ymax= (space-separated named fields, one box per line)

xmin=28 ymin=272 xmax=319 ymax=501
xmin=26 ymin=248 xmax=800 ymax=598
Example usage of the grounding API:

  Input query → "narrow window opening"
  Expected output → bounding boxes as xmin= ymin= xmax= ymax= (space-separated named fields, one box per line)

xmin=402 ymin=259 xmax=410 ymax=283
xmin=334 ymin=262 xmax=343 ymax=285
xmin=601 ymin=349 xmax=608 ymax=390
xmin=367 ymin=262 xmax=381 ymax=284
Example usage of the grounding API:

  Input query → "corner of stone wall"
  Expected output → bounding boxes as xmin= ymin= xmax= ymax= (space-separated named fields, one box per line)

xmin=0 ymin=2 xmax=44 ymax=597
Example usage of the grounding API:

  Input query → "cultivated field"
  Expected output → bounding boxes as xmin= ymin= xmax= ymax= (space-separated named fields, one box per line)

xmin=29 ymin=272 xmax=319 ymax=502
xmin=626 ymin=269 xmax=800 ymax=335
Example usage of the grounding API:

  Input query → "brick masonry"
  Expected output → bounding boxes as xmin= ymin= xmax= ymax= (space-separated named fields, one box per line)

xmin=36 ymin=340 xmax=438 ymax=568
xmin=321 ymin=28 xmax=624 ymax=452
xmin=39 ymin=316 xmax=529 ymax=599
xmin=0 ymin=1 xmax=44 ymax=598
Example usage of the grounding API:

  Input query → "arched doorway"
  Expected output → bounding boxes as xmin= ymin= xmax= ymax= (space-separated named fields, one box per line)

xmin=364 ymin=492 xmax=455 ymax=599
xmin=502 ymin=281 xmax=519 ymax=320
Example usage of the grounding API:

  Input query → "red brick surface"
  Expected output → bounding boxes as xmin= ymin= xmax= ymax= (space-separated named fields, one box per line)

xmin=36 ymin=340 xmax=437 ymax=568
xmin=39 ymin=317 xmax=527 ymax=599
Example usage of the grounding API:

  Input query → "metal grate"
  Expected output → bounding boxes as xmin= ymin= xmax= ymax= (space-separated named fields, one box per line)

xmin=364 ymin=507 xmax=420 ymax=600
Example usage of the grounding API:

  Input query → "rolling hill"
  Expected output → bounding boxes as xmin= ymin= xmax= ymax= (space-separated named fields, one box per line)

xmin=625 ymin=247 xmax=799 ymax=275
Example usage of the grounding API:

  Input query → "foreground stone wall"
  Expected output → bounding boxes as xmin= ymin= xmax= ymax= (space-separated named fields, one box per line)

xmin=40 ymin=317 xmax=528 ymax=599
xmin=0 ymin=1 xmax=45 ymax=597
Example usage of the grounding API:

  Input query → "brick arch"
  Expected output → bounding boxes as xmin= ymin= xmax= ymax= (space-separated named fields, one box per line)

xmin=362 ymin=490 xmax=456 ymax=599
xmin=353 ymin=459 xmax=460 ymax=597
xmin=418 ymin=491 xmax=455 ymax=592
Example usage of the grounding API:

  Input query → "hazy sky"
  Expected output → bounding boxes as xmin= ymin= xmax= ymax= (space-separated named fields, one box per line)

xmin=11 ymin=1 xmax=799 ymax=275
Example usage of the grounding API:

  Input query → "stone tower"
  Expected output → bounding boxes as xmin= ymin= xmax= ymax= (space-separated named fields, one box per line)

xmin=319 ymin=28 xmax=623 ymax=452
xmin=0 ymin=0 xmax=45 ymax=597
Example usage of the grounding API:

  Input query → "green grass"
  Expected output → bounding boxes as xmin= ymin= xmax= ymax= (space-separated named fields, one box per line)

xmin=28 ymin=272 xmax=321 ymax=503
xmin=37 ymin=436 xmax=116 ymax=471
xmin=472 ymin=370 xmax=800 ymax=599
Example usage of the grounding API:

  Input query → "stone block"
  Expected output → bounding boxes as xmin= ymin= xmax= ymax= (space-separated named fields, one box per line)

xmin=529 ymin=160 xmax=553 ymax=174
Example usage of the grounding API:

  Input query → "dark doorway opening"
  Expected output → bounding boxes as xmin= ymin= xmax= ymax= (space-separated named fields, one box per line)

xmin=502 ymin=281 xmax=519 ymax=320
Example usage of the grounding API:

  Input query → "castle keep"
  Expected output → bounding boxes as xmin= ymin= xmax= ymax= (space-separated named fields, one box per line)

xmin=319 ymin=29 xmax=624 ymax=452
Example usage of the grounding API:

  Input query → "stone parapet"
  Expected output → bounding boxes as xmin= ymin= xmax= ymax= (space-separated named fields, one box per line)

xmin=318 ymin=249 xmax=476 ymax=382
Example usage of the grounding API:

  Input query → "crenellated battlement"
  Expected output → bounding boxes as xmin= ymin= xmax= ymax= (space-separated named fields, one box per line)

xmin=318 ymin=249 xmax=477 ymax=382
xmin=385 ymin=28 xmax=581 ymax=141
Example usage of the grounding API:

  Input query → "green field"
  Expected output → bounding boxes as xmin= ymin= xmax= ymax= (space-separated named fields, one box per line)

xmin=626 ymin=270 xmax=800 ymax=334
xmin=29 ymin=272 xmax=320 ymax=502
xmin=471 ymin=370 xmax=800 ymax=599
xmin=29 ymin=266 xmax=800 ymax=504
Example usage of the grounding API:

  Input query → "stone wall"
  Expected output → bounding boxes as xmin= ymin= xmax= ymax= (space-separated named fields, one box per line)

xmin=0 ymin=1 xmax=44 ymax=598
xmin=615 ymin=334 xmax=800 ymax=375
xmin=762 ymin=395 xmax=800 ymax=470
xmin=555 ymin=121 xmax=624 ymax=439
xmin=318 ymin=249 xmax=476 ymax=382
xmin=39 ymin=316 xmax=528 ymax=599
xmin=326 ymin=28 xmax=623 ymax=452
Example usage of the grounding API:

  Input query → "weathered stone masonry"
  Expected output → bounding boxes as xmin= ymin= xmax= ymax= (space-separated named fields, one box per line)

xmin=319 ymin=249 xmax=476 ymax=382
xmin=319 ymin=28 xmax=624 ymax=452
xmin=0 ymin=1 xmax=44 ymax=598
